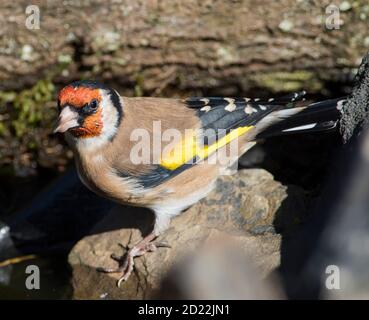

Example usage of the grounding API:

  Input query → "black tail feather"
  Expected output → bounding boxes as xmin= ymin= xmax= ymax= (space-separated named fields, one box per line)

xmin=256 ymin=98 xmax=345 ymax=139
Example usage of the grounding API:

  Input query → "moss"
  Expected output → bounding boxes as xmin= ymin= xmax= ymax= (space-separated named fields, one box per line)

xmin=0 ymin=122 xmax=7 ymax=136
xmin=0 ymin=77 xmax=60 ymax=176
xmin=134 ymin=74 xmax=145 ymax=96
xmin=251 ymin=71 xmax=323 ymax=93
xmin=0 ymin=79 xmax=55 ymax=137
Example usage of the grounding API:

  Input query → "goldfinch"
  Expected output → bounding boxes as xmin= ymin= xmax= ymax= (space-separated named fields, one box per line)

xmin=54 ymin=80 xmax=344 ymax=286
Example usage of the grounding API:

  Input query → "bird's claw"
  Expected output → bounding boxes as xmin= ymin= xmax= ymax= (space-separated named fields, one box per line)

xmin=154 ymin=242 xmax=172 ymax=248
xmin=96 ymin=266 xmax=123 ymax=274
xmin=117 ymin=242 xmax=129 ymax=250
xmin=97 ymin=239 xmax=171 ymax=287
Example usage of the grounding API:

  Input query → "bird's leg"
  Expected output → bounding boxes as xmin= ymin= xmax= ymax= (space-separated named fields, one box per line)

xmin=97 ymin=232 xmax=171 ymax=287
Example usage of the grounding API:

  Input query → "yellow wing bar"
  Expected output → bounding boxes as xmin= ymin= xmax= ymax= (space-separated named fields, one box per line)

xmin=160 ymin=126 xmax=254 ymax=170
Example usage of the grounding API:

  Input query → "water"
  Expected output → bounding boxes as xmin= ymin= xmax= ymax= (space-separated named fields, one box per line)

xmin=0 ymin=254 xmax=72 ymax=299
xmin=0 ymin=168 xmax=113 ymax=300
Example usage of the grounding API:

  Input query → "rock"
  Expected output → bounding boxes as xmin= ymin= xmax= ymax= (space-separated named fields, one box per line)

xmin=68 ymin=169 xmax=305 ymax=299
xmin=157 ymin=230 xmax=284 ymax=299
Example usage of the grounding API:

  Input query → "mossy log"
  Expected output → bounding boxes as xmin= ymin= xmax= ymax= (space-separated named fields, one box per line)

xmin=1 ymin=0 xmax=369 ymax=95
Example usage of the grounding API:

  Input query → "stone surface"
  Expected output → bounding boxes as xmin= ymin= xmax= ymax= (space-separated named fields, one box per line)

xmin=157 ymin=230 xmax=284 ymax=299
xmin=68 ymin=169 xmax=305 ymax=299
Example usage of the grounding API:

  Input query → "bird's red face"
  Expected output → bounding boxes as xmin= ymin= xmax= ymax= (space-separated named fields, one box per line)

xmin=54 ymin=84 xmax=103 ymax=138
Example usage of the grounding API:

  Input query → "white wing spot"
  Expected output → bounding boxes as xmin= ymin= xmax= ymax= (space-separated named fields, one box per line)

xmin=200 ymin=105 xmax=211 ymax=112
xmin=244 ymin=98 xmax=251 ymax=102
xmin=244 ymin=105 xmax=254 ymax=114
xmin=224 ymin=98 xmax=237 ymax=112
xmin=283 ymin=123 xmax=317 ymax=132
xmin=254 ymin=98 xmax=260 ymax=102
xmin=200 ymin=98 xmax=210 ymax=105
xmin=259 ymin=105 xmax=267 ymax=110
xmin=268 ymin=98 xmax=274 ymax=102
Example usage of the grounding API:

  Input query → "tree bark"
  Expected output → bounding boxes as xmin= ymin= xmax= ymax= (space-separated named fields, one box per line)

xmin=1 ymin=0 xmax=368 ymax=95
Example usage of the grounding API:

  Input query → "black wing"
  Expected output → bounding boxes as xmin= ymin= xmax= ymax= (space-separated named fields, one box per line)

xmin=185 ymin=91 xmax=306 ymax=144
xmin=128 ymin=92 xmax=307 ymax=188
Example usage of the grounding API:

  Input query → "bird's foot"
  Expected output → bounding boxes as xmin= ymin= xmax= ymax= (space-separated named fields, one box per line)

xmin=97 ymin=234 xmax=170 ymax=287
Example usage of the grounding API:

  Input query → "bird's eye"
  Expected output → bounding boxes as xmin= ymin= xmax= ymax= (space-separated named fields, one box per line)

xmin=89 ymin=99 xmax=98 ymax=110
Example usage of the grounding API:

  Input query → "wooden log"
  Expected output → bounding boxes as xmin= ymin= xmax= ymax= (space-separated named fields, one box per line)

xmin=1 ymin=0 xmax=368 ymax=95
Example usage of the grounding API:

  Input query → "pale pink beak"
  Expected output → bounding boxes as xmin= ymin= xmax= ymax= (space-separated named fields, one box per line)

xmin=53 ymin=106 xmax=79 ymax=133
